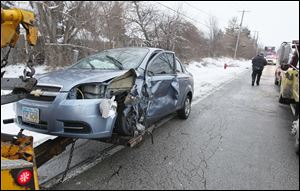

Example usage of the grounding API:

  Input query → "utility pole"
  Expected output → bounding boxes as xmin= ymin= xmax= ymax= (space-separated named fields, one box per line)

xmin=253 ymin=31 xmax=259 ymax=56
xmin=233 ymin=10 xmax=250 ymax=59
xmin=255 ymin=31 xmax=259 ymax=55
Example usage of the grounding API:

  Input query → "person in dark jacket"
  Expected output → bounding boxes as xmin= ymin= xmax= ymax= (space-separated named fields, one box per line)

xmin=251 ymin=52 xmax=268 ymax=86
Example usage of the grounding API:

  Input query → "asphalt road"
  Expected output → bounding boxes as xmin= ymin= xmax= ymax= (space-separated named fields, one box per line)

xmin=51 ymin=65 xmax=299 ymax=190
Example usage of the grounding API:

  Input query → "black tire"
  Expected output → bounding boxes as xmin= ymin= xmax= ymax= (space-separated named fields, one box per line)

xmin=114 ymin=93 xmax=135 ymax=136
xmin=274 ymin=78 xmax=279 ymax=85
xmin=116 ymin=107 xmax=135 ymax=136
xmin=177 ymin=95 xmax=192 ymax=119
xmin=279 ymin=94 xmax=287 ymax=104
xmin=279 ymin=94 xmax=292 ymax=104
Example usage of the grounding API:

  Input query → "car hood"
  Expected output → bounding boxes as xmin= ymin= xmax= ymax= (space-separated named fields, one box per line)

xmin=36 ymin=68 xmax=128 ymax=91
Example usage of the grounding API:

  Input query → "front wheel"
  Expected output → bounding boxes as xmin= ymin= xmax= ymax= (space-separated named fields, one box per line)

xmin=177 ymin=95 xmax=191 ymax=119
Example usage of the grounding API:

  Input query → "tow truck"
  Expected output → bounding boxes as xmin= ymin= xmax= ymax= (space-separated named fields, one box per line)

xmin=1 ymin=7 xmax=76 ymax=190
xmin=276 ymin=40 xmax=299 ymax=154
xmin=1 ymin=7 xmax=166 ymax=190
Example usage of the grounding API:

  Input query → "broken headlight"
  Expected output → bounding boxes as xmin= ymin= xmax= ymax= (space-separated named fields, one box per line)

xmin=68 ymin=84 xmax=107 ymax=99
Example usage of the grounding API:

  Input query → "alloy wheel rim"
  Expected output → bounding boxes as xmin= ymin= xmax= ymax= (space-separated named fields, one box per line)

xmin=185 ymin=98 xmax=191 ymax=116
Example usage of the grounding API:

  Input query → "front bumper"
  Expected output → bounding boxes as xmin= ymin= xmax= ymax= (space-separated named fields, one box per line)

xmin=15 ymin=93 xmax=117 ymax=139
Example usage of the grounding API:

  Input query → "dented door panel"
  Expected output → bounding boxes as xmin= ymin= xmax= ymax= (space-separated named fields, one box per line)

xmin=144 ymin=51 xmax=178 ymax=121
xmin=146 ymin=75 xmax=178 ymax=120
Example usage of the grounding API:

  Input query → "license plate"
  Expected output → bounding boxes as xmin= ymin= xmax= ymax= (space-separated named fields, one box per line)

xmin=22 ymin=106 xmax=39 ymax=124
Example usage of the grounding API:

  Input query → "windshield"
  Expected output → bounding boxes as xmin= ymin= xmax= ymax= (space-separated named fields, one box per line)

xmin=71 ymin=48 xmax=149 ymax=70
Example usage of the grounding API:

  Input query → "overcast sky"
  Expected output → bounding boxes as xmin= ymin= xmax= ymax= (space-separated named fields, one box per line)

xmin=155 ymin=1 xmax=299 ymax=49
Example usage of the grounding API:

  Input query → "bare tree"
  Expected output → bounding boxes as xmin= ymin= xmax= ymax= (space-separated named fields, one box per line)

xmin=125 ymin=1 xmax=158 ymax=43
xmin=96 ymin=1 xmax=126 ymax=49
xmin=154 ymin=13 xmax=181 ymax=50
xmin=29 ymin=1 xmax=98 ymax=67
xmin=222 ymin=17 xmax=239 ymax=57
xmin=173 ymin=20 xmax=208 ymax=61
xmin=207 ymin=15 xmax=222 ymax=57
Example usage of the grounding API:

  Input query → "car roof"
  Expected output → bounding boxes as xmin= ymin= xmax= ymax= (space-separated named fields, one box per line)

xmin=103 ymin=47 xmax=164 ymax=54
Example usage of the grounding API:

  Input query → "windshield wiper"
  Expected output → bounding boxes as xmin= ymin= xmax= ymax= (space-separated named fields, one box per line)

xmin=105 ymin=55 xmax=124 ymax=70
xmin=87 ymin=61 xmax=95 ymax=70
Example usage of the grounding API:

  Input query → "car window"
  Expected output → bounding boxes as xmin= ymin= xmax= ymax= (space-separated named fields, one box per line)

xmin=175 ymin=59 xmax=184 ymax=73
xmin=165 ymin=53 xmax=175 ymax=67
xmin=147 ymin=53 xmax=174 ymax=75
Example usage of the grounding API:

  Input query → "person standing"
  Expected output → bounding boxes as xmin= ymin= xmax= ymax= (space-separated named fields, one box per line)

xmin=251 ymin=52 xmax=268 ymax=86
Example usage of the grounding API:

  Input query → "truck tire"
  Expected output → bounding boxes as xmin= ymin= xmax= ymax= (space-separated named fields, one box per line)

xmin=295 ymin=118 xmax=299 ymax=155
xmin=274 ymin=78 xmax=279 ymax=85
xmin=279 ymin=94 xmax=290 ymax=104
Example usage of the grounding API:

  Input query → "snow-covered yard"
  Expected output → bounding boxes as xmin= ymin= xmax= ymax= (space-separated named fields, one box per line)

xmin=1 ymin=57 xmax=251 ymax=146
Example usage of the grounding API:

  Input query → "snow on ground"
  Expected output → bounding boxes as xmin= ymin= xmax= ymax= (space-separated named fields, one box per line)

xmin=1 ymin=57 xmax=251 ymax=146
xmin=186 ymin=57 xmax=251 ymax=101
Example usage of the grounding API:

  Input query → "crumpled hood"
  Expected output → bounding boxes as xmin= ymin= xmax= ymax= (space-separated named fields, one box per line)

xmin=36 ymin=68 xmax=128 ymax=91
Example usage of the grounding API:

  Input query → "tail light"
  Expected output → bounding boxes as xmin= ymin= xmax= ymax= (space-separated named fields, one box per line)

xmin=16 ymin=169 xmax=33 ymax=186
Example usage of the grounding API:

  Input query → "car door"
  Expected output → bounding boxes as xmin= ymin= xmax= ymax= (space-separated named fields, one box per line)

xmin=144 ymin=51 xmax=179 ymax=122
xmin=175 ymin=58 xmax=190 ymax=110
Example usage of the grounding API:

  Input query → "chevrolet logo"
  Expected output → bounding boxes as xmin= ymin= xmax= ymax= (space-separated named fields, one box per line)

xmin=30 ymin=89 xmax=44 ymax=97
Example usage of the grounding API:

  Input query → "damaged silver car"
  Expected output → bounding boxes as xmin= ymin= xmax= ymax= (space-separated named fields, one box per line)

xmin=15 ymin=47 xmax=194 ymax=139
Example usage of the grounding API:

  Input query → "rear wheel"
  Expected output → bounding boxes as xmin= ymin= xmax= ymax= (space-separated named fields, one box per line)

xmin=279 ymin=94 xmax=293 ymax=104
xmin=178 ymin=95 xmax=191 ymax=119
xmin=279 ymin=94 xmax=288 ymax=104
xmin=274 ymin=78 xmax=279 ymax=85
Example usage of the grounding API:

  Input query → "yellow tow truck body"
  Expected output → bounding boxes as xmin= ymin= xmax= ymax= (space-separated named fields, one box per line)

xmin=1 ymin=7 xmax=39 ymax=190
xmin=1 ymin=7 xmax=78 ymax=190
xmin=279 ymin=40 xmax=299 ymax=105
xmin=1 ymin=134 xmax=39 ymax=190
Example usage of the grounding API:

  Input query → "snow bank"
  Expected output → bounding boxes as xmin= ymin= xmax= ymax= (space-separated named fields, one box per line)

xmin=1 ymin=57 xmax=251 ymax=146
xmin=186 ymin=57 xmax=251 ymax=101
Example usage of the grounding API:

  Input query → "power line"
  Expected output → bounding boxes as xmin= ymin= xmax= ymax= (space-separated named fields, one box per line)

xmin=183 ymin=1 xmax=229 ymax=24
xmin=155 ymin=1 xmax=210 ymax=29
xmin=157 ymin=1 xmax=239 ymax=39
xmin=183 ymin=1 xmax=210 ymax=17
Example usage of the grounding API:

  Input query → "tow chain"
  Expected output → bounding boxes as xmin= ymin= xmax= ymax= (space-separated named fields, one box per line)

xmin=59 ymin=138 xmax=78 ymax=183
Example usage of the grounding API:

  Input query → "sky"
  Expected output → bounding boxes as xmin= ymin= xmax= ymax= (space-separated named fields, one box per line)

xmin=155 ymin=1 xmax=299 ymax=50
